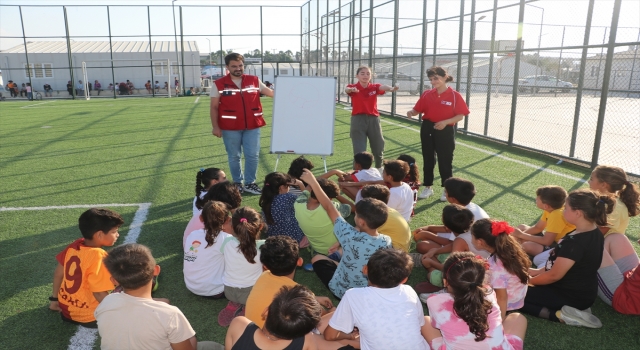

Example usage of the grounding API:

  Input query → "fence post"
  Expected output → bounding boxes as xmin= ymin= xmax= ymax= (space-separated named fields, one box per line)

xmin=148 ymin=6 xmax=155 ymax=98
xmin=368 ymin=0 xmax=374 ymax=69
xmin=507 ymin=0 xmax=526 ymax=146
xmin=18 ymin=6 xmax=34 ymax=100
xmin=63 ymin=6 xmax=76 ymax=99
xmin=419 ymin=0 xmax=428 ymax=101
xmin=570 ymin=0 xmax=594 ymax=158
xmin=591 ymin=0 xmax=623 ymax=168
xmin=179 ymin=6 xmax=186 ymax=96
xmin=391 ymin=0 xmax=399 ymax=115
xmin=432 ymin=0 xmax=439 ymax=66
xmin=483 ymin=0 xmax=498 ymax=136
xmin=464 ymin=0 xmax=477 ymax=134
xmin=455 ymin=0 xmax=464 ymax=93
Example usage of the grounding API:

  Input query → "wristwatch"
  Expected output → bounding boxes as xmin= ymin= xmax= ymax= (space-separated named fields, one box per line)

xmin=49 ymin=296 xmax=58 ymax=302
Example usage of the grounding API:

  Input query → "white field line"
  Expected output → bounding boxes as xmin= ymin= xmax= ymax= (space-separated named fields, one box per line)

xmin=0 ymin=202 xmax=151 ymax=350
xmin=380 ymin=118 xmax=586 ymax=183
xmin=194 ymin=96 xmax=200 ymax=103
xmin=20 ymin=100 xmax=56 ymax=108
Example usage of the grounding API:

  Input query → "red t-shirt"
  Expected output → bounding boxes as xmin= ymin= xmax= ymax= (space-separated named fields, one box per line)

xmin=412 ymin=87 xmax=470 ymax=123
xmin=613 ymin=265 xmax=640 ymax=315
xmin=347 ymin=83 xmax=385 ymax=116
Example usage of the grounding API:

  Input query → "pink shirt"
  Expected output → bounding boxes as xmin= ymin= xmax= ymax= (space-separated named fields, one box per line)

xmin=487 ymin=255 xmax=528 ymax=310
xmin=427 ymin=290 xmax=523 ymax=350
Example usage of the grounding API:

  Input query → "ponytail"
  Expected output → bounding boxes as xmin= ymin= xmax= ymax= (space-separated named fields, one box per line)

xmin=231 ymin=207 xmax=263 ymax=264
xmin=442 ymin=252 xmax=492 ymax=342
xmin=195 ymin=168 xmax=224 ymax=210
xmin=397 ymin=154 xmax=420 ymax=184
xmin=201 ymin=201 xmax=229 ymax=248
xmin=259 ymin=172 xmax=291 ymax=225
xmin=593 ymin=165 xmax=640 ymax=217
xmin=471 ymin=219 xmax=530 ymax=284
xmin=566 ymin=189 xmax=615 ymax=226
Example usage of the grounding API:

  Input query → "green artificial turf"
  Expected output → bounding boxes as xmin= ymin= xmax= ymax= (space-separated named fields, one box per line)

xmin=0 ymin=97 xmax=638 ymax=349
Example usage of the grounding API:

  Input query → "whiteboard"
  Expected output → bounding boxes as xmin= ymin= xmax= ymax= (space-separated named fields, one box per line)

xmin=270 ymin=76 xmax=336 ymax=156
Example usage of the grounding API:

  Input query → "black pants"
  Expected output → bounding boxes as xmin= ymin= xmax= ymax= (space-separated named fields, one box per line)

xmin=420 ymin=120 xmax=455 ymax=187
xmin=521 ymin=285 xmax=594 ymax=322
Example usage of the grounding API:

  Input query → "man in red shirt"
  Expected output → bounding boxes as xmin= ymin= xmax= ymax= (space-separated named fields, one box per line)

xmin=345 ymin=66 xmax=398 ymax=169
xmin=210 ymin=53 xmax=274 ymax=195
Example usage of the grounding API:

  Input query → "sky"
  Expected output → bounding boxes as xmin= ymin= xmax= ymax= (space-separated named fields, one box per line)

xmin=0 ymin=0 xmax=638 ymax=58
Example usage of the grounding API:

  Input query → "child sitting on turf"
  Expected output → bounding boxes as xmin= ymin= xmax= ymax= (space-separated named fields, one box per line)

xmin=423 ymin=252 xmax=528 ymax=350
xmin=260 ymin=172 xmax=307 ymax=245
xmin=360 ymin=184 xmax=412 ymax=252
xmin=245 ymin=236 xmax=334 ymax=328
xmin=398 ymin=154 xmax=421 ymax=217
xmin=323 ymin=249 xmax=430 ymax=349
xmin=413 ymin=177 xmax=489 ymax=245
xmin=597 ymin=237 xmax=640 ymax=314
xmin=417 ymin=204 xmax=480 ymax=291
xmin=193 ymin=167 xmax=227 ymax=216
xmin=97 ymin=243 xmax=221 ymax=350
xmin=471 ymin=219 xmax=530 ymax=320
xmin=287 ymin=156 xmax=314 ymax=197
xmin=49 ymin=208 xmax=123 ymax=328
xmin=512 ymin=185 xmax=575 ymax=260
xmin=522 ymin=189 xmax=612 ymax=327
xmin=184 ymin=181 xmax=242 ymax=248
xmin=334 ymin=151 xmax=383 ymax=201
xmin=218 ymin=207 xmax=266 ymax=327
xmin=226 ymin=285 xmax=322 ymax=350
xmin=300 ymin=169 xmax=392 ymax=299
xmin=294 ymin=178 xmax=352 ymax=280
xmin=183 ymin=201 xmax=232 ymax=299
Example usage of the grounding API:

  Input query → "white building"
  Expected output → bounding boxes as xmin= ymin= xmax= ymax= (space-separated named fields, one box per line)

xmin=0 ymin=41 xmax=200 ymax=94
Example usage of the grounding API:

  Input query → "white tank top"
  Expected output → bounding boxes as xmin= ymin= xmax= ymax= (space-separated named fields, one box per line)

xmin=457 ymin=232 xmax=490 ymax=259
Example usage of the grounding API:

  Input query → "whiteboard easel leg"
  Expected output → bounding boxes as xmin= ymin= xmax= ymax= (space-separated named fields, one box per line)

xmin=322 ymin=156 xmax=327 ymax=173
xmin=274 ymin=154 xmax=281 ymax=172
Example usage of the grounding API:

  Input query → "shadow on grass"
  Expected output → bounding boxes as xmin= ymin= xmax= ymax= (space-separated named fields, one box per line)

xmin=0 ymin=306 xmax=80 ymax=349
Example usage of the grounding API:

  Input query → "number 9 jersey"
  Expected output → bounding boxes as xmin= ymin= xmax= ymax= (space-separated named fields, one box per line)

xmin=55 ymin=238 xmax=115 ymax=323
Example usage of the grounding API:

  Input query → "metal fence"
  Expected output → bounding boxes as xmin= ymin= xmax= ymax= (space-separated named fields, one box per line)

xmin=1 ymin=1 xmax=638 ymax=175
xmin=301 ymin=0 xmax=640 ymax=176
xmin=0 ymin=4 xmax=303 ymax=100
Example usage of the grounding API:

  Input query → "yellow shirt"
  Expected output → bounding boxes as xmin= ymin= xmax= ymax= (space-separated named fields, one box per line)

xmin=606 ymin=197 xmax=630 ymax=236
xmin=245 ymin=271 xmax=298 ymax=328
xmin=541 ymin=208 xmax=576 ymax=242
xmin=377 ymin=207 xmax=411 ymax=252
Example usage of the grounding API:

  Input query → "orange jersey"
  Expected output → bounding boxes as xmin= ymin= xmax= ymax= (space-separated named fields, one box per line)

xmin=56 ymin=238 xmax=115 ymax=323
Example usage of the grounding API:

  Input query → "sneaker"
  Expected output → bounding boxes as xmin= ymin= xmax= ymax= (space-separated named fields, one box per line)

xmin=218 ymin=301 xmax=243 ymax=327
xmin=234 ymin=182 xmax=244 ymax=194
xmin=418 ymin=187 xmax=433 ymax=199
xmin=557 ymin=306 xmax=602 ymax=328
xmin=440 ymin=193 xmax=448 ymax=202
xmin=303 ymin=263 xmax=314 ymax=272
xmin=419 ymin=289 xmax=446 ymax=304
xmin=244 ymin=182 xmax=262 ymax=195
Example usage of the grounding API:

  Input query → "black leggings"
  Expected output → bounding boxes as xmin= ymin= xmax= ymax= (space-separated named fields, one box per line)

xmin=420 ymin=120 xmax=455 ymax=187
xmin=521 ymin=285 xmax=594 ymax=322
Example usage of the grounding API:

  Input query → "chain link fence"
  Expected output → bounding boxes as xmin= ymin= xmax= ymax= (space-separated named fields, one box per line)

xmin=302 ymin=0 xmax=640 ymax=175
xmin=1 ymin=1 xmax=638 ymax=175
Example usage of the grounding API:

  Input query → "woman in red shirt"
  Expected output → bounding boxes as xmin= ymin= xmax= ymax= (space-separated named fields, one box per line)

xmin=345 ymin=66 xmax=398 ymax=169
xmin=406 ymin=67 xmax=469 ymax=201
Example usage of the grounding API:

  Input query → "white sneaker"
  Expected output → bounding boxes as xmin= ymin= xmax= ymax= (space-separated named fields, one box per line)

xmin=418 ymin=187 xmax=433 ymax=199
xmin=557 ymin=306 xmax=602 ymax=328
xmin=440 ymin=193 xmax=448 ymax=202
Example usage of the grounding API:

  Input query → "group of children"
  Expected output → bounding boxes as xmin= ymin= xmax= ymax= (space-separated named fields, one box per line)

xmin=49 ymin=158 xmax=640 ymax=349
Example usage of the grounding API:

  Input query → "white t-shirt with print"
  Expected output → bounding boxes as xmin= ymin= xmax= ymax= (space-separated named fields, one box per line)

xmin=466 ymin=202 xmax=489 ymax=220
xmin=329 ymin=284 xmax=429 ymax=350
xmin=353 ymin=168 xmax=384 ymax=203
xmin=183 ymin=229 xmax=230 ymax=296
xmin=192 ymin=191 xmax=207 ymax=216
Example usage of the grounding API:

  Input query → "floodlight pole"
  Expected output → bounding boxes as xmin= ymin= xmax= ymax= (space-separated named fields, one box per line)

xmin=206 ymin=38 xmax=212 ymax=67
xmin=526 ymin=4 xmax=544 ymax=81
xmin=172 ymin=0 xmax=181 ymax=95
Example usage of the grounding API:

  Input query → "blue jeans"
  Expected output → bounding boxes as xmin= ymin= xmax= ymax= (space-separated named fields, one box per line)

xmin=221 ymin=128 xmax=261 ymax=185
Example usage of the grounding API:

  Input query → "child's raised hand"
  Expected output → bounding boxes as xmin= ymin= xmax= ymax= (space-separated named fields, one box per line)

xmin=299 ymin=169 xmax=317 ymax=186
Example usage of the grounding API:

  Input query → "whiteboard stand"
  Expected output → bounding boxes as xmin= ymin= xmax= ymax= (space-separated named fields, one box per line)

xmin=274 ymin=154 xmax=328 ymax=173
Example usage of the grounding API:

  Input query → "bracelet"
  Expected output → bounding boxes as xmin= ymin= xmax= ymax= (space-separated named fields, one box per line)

xmin=49 ymin=296 xmax=58 ymax=302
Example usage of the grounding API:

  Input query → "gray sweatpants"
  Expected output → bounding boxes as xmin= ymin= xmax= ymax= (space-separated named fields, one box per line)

xmin=350 ymin=114 xmax=385 ymax=168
